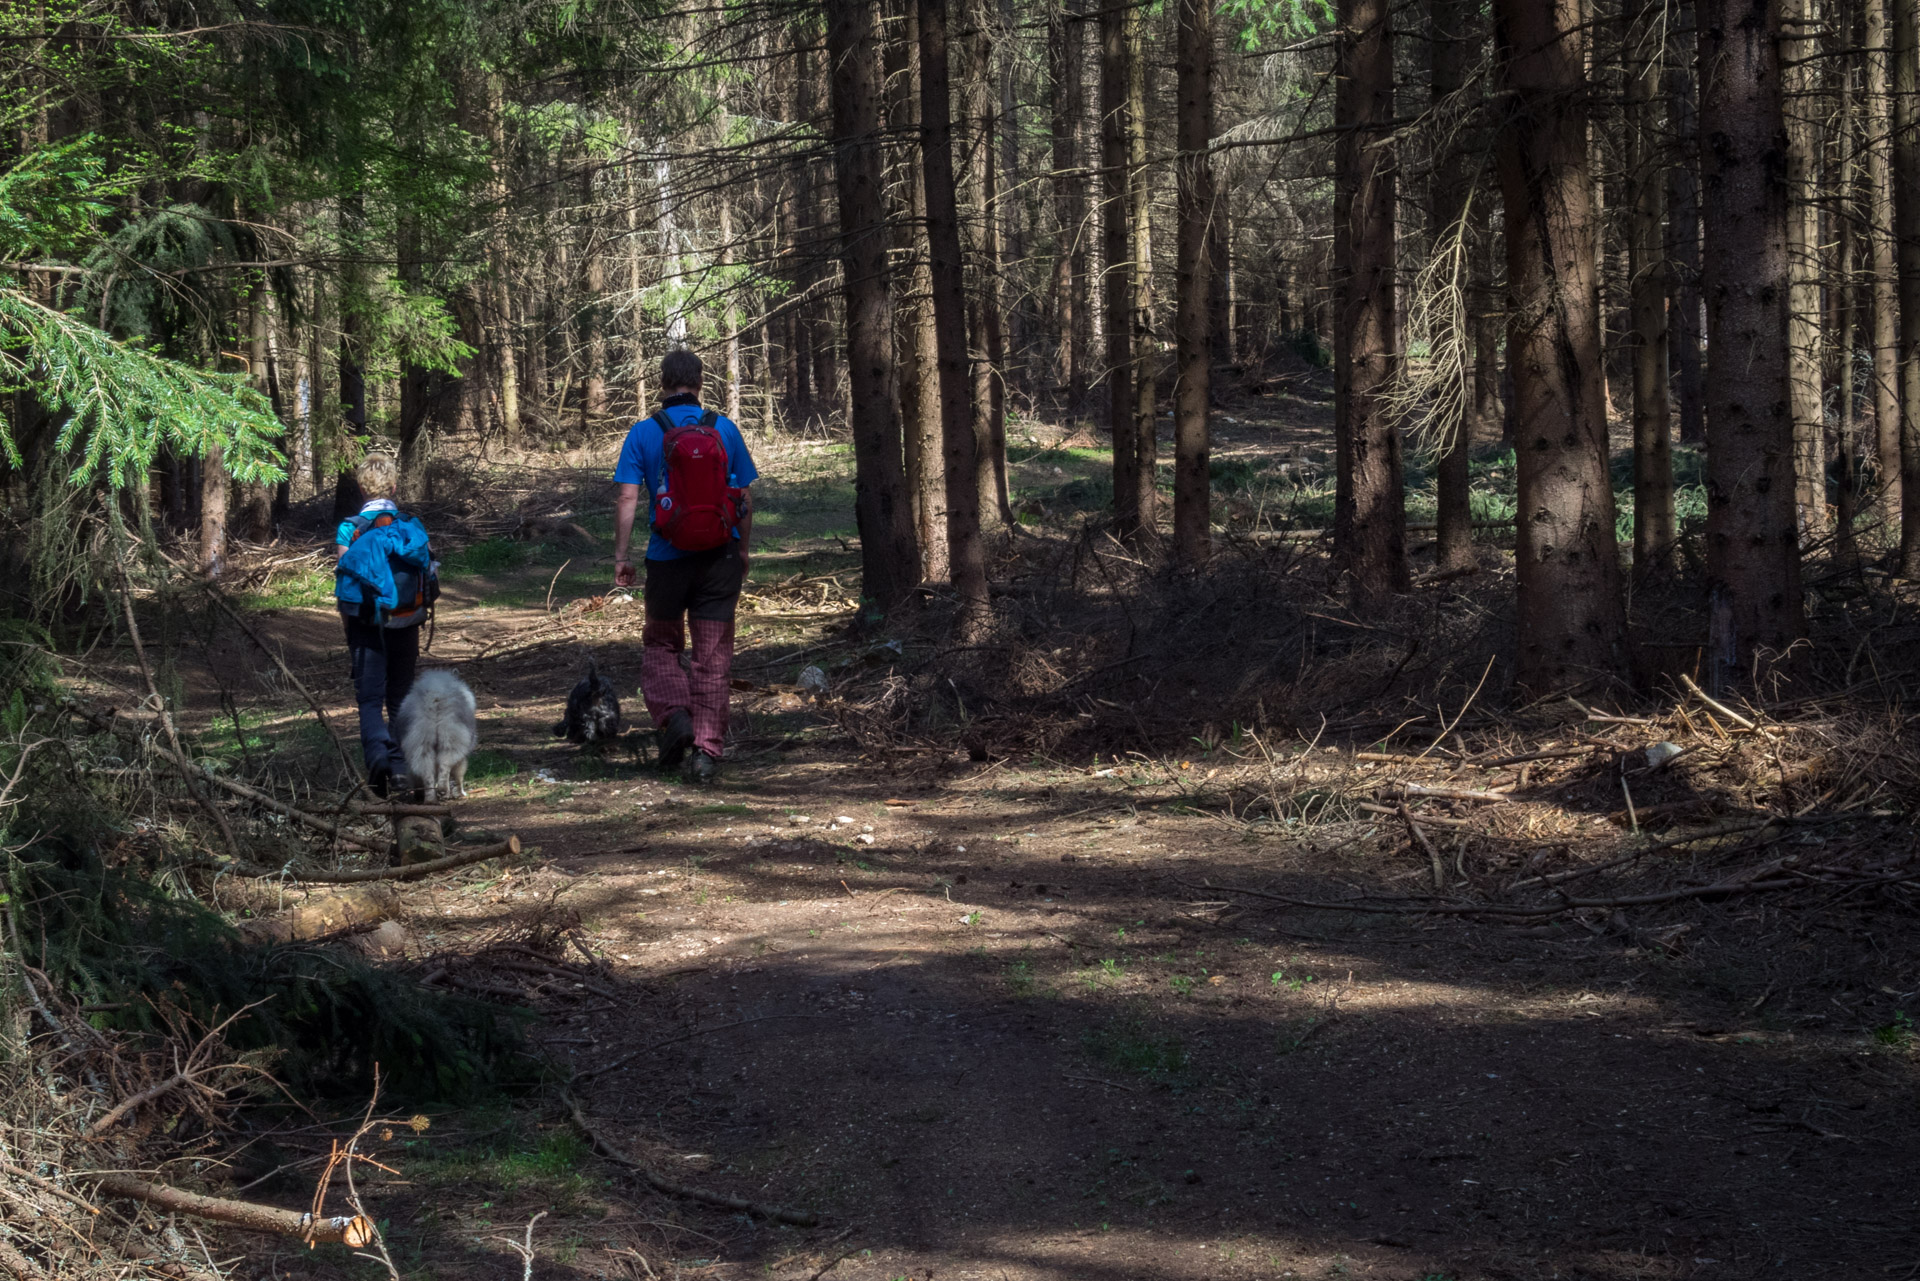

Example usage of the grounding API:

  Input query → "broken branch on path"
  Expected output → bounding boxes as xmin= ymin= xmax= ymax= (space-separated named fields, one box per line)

xmin=203 ymin=836 xmax=522 ymax=885
xmin=563 ymin=1093 xmax=819 ymax=1226
xmin=90 ymin=1173 xmax=372 ymax=1246
xmin=1398 ymin=804 xmax=1446 ymax=891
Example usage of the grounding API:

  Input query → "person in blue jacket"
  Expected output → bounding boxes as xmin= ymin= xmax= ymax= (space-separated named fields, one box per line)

xmin=334 ymin=453 xmax=437 ymax=796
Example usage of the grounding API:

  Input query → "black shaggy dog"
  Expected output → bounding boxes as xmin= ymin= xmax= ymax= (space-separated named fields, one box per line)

xmin=553 ymin=656 xmax=623 ymax=748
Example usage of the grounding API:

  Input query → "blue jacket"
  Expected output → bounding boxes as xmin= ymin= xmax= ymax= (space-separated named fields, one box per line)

xmin=335 ymin=514 xmax=432 ymax=622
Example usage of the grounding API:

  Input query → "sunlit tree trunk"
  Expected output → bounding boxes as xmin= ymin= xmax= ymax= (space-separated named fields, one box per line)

xmin=1867 ymin=0 xmax=1902 ymax=515
xmin=1126 ymin=5 xmax=1158 ymax=533
xmin=1050 ymin=1 xmax=1086 ymax=407
xmin=919 ymin=0 xmax=990 ymax=621
xmin=1102 ymin=0 xmax=1139 ymax=535
xmin=1431 ymin=0 xmax=1478 ymax=573
xmin=892 ymin=0 xmax=948 ymax=579
xmin=1784 ymin=0 xmax=1825 ymax=540
xmin=1493 ymin=0 xmax=1626 ymax=690
xmin=1172 ymin=0 xmax=1214 ymax=565
xmin=1334 ymin=0 xmax=1408 ymax=599
xmin=1699 ymin=0 xmax=1806 ymax=686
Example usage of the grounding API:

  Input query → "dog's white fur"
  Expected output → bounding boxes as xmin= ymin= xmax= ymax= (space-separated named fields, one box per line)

xmin=397 ymin=669 xmax=477 ymax=802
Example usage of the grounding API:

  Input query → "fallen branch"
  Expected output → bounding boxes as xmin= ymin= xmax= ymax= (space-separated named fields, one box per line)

xmin=91 ymin=1173 xmax=372 ymax=1246
xmin=1398 ymin=804 xmax=1446 ymax=891
xmin=1679 ymin=673 xmax=1763 ymax=732
xmin=204 ymin=836 xmax=522 ymax=885
xmin=77 ymin=704 xmax=389 ymax=855
xmin=1393 ymin=782 xmax=1511 ymax=804
xmin=0 ymin=1162 xmax=97 ymax=1216
xmin=564 ymin=1093 xmax=819 ymax=1226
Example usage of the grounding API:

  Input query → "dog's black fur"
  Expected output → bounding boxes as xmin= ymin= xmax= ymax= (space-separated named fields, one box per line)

xmin=553 ymin=656 xmax=623 ymax=746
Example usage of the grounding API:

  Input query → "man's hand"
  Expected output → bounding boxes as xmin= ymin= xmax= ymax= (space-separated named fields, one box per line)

xmin=735 ymin=547 xmax=751 ymax=580
xmin=614 ymin=559 xmax=637 ymax=588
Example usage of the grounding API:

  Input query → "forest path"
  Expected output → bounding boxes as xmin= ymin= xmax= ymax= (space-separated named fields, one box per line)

xmin=223 ymin=586 xmax=1917 ymax=1281
xmin=210 ymin=419 xmax=1916 ymax=1281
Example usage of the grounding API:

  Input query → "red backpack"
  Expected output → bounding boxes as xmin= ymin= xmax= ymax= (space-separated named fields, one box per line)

xmin=650 ymin=409 xmax=741 ymax=552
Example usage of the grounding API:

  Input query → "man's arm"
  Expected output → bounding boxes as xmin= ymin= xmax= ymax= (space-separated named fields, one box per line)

xmin=613 ymin=483 xmax=642 ymax=587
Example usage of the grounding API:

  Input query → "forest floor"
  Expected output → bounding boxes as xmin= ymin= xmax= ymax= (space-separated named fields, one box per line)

xmin=148 ymin=378 xmax=1920 ymax=1281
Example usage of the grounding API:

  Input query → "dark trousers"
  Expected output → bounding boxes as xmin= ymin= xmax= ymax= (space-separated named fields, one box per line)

xmin=343 ymin=615 xmax=418 ymax=776
xmin=641 ymin=547 xmax=744 ymax=756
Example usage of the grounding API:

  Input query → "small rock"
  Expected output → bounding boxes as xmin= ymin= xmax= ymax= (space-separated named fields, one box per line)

xmin=856 ymin=834 xmax=875 ymax=845
xmin=351 ymin=920 xmax=410 ymax=958
xmin=790 ymin=814 xmax=812 ymax=826
xmin=835 ymin=815 xmax=855 ymax=825
xmin=1645 ymin=741 xmax=1684 ymax=768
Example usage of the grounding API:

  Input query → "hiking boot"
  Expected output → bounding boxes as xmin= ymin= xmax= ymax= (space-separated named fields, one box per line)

xmin=656 ymin=709 xmax=694 ymax=773
xmin=369 ymin=764 xmax=393 ymax=799
xmin=683 ymin=750 xmax=720 ymax=785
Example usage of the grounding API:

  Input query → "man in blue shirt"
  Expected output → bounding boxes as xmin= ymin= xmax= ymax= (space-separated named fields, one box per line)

xmin=613 ymin=350 xmax=758 ymax=783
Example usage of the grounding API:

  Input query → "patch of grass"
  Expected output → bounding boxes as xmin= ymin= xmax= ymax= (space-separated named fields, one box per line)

xmin=466 ymin=749 xmax=518 ymax=781
xmin=1083 ymin=1018 xmax=1188 ymax=1084
xmin=442 ymin=536 xmax=531 ymax=577
xmin=1874 ymin=1011 xmax=1915 ymax=1048
xmin=245 ymin=566 xmax=334 ymax=610
xmin=1006 ymin=959 xmax=1037 ymax=996
xmin=695 ymin=802 xmax=751 ymax=815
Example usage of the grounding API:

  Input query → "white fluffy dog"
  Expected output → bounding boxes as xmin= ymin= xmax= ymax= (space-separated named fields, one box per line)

xmin=397 ymin=669 xmax=478 ymax=802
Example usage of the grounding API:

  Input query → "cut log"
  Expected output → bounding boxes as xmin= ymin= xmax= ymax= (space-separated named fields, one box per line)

xmin=91 ymin=1173 xmax=373 ymax=1247
xmin=237 ymin=885 xmax=400 ymax=945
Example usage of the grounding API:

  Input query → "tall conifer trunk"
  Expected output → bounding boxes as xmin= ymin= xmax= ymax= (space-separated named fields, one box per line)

xmin=1867 ymin=0 xmax=1902 ymax=515
xmin=919 ymin=0 xmax=990 ymax=621
xmin=1493 ymin=0 xmax=1626 ymax=690
xmin=1172 ymin=0 xmax=1214 ymax=564
xmin=1049 ymin=2 xmax=1087 ymax=407
xmin=1698 ymin=0 xmax=1806 ymax=686
xmin=1126 ymin=7 xmax=1158 ymax=533
xmin=830 ymin=0 xmax=921 ymax=612
xmin=1102 ymin=1 xmax=1138 ymax=535
xmin=1334 ymin=0 xmax=1408 ymax=598
xmin=892 ymin=0 xmax=948 ymax=579
xmin=1895 ymin=0 xmax=1920 ymax=571
xmin=1784 ymin=0 xmax=1825 ymax=539
xmin=1627 ymin=0 xmax=1674 ymax=578
xmin=1431 ymin=0 xmax=1478 ymax=573
xmin=1665 ymin=12 xmax=1706 ymax=446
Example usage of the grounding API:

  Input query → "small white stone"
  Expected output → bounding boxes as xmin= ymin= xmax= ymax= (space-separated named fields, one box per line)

xmin=836 ymin=815 xmax=855 ymax=825
xmin=856 ymin=834 xmax=875 ymax=845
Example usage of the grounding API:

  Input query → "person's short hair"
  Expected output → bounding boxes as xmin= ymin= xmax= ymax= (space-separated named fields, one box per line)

xmin=355 ymin=452 xmax=399 ymax=499
xmin=660 ymin=349 xmax=704 ymax=391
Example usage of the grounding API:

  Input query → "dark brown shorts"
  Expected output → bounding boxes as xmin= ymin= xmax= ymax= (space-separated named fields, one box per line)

xmin=644 ymin=545 xmax=745 ymax=622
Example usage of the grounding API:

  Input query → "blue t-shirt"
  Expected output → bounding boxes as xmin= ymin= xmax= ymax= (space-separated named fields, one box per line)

xmin=614 ymin=400 xmax=759 ymax=562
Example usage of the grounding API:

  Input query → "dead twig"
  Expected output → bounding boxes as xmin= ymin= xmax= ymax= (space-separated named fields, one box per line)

xmin=564 ymin=1093 xmax=820 ymax=1226
xmin=1398 ymin=804 xmax=1446 ymax=891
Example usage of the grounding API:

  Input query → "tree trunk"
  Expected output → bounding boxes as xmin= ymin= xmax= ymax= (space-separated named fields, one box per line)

xmin=1896 ymin=0 xmax=1920 ymax=572
xmin=1784 ymin=0 xmax=1825 ymax=540
xmin=1431 ymin=0 xmax=1478 ymax=573
xmin=979 ymin=75 xmax=1013 ymax=527
xmin=332 ymin=305 xmax=367 ymax=520
xmin=200 ymin=441 xmax=228 ymax=577
xmin=830 ymin=0 xmax=921 ymax=613
xmin=1698 ymin=0 xmax=1806 ymax=686
xmin=1050 ymin=1 xmax=1086 ymax=407
xmin=721 ymin=196 xmax=743 ymax=421
xmin=1126 ymin=5 xmax=1158 ymax=534
xmin=1102 ymin=0 xmax=1138 ymax=534
xmin=1838 ymin=73 xmax=1861 ymax=563
xmin=893 ymin=0 xmax=948 ymax=580
xmin=1493 ymin=0 xmax=1626 ymax=691
xmin=1868 ymin=0 xmax=1903 ymax=514
xmin=1627 ymin=0 xmax=1675 ymax=579
xmin=485 ymin=75 xmax=520 ymax=436
xmin=1172 ymin=0 xmax=1214 ymax=565
xmin=1665 ymin=12 xmax=1707 ymax=447
xmin=919 ymin=0 xmax=991 ymax=621
xmin=236 ymin=285 xmax=274 ymax=541
xmin=582 ymin=177 xmax=609 ymax=424
xmin=1334 ymin=0 xmax=1408 ymax=599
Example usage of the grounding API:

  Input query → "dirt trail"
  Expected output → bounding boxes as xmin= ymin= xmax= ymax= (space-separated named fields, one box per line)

xmin=201 ymin=422 xmax=1918 ymax=1281
xmin=221 ymin=584 xmax=1919 ymax=1281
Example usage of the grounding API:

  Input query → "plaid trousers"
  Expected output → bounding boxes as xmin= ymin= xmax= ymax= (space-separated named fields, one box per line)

xmin=640 ymin=616 xmax=735 ymax=756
